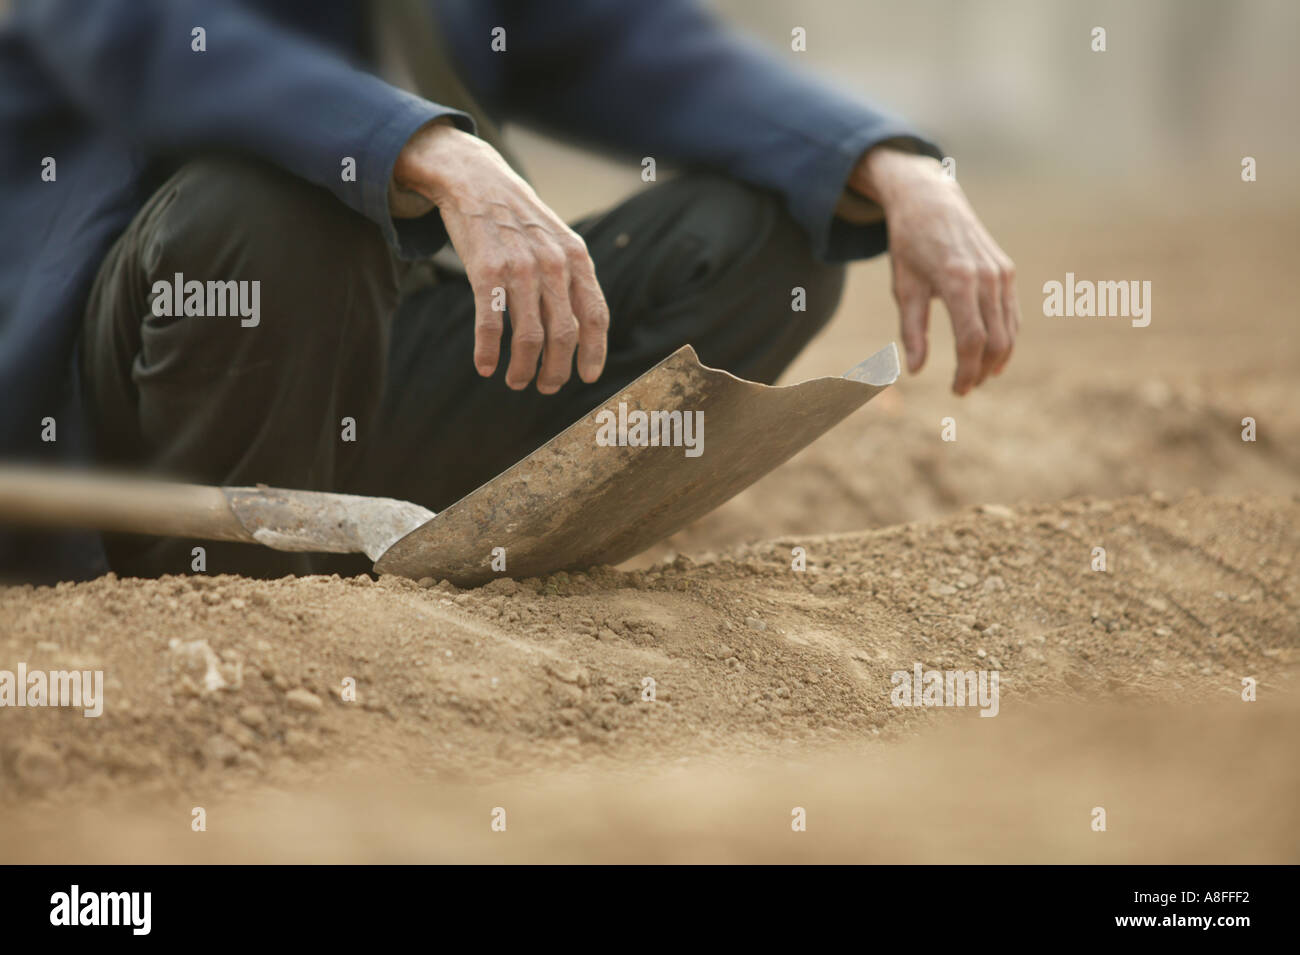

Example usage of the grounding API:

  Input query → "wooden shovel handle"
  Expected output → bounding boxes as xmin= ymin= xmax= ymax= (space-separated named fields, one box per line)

xmin=0 ymin=466 xmax=255 ymax=543
xmin=0 ymin=466 xmax=435 ymax=561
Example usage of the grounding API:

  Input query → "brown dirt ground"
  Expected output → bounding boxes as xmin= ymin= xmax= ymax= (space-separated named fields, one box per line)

xmin=1 ymin=183 xmax=1298 ymax=863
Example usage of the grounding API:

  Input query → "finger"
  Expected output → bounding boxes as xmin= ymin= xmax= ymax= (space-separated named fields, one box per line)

xmin=974 ymin=258 xmax=1009 ymax=386
xmin=893 ymin=269 xmax=931 ymax=373
xmin=504 ymin=256 xmax=545 ymax=391
xmin=994 ymin=252 xmax=1019 ymax=375
xmin=940 ymin=262 xmax=985 ymax=396
xmin=974 ymin=228 xmax=1018 ymax=376
xmin=565 ymin=235 xmax=609 ymax=383
xmin=535 ymin=243 xmax=577 ymax=395
xmin=470 ymin=251 xmax=508 ymax=377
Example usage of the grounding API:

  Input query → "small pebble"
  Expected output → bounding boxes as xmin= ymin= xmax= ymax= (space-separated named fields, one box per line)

xmin=285 ymin=688 xmax=323 ymax=713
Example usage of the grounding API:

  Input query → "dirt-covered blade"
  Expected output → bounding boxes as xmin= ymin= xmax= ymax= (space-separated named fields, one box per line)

xmin=374 ymin=343 xmax=900 ymax=585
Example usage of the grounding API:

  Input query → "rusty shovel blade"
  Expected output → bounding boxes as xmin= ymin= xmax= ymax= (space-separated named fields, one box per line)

xmin=374 ymin=342 xmax=900 ymax=585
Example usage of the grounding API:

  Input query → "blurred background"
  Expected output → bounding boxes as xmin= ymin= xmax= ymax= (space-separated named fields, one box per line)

xmin=719 ymin=0 xmax=1299 ymax=180
xmin=523 ymin=0 xmax=1300 ymax=201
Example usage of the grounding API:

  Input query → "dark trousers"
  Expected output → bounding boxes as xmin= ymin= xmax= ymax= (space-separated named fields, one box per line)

xmin=80 ymin=157 xmax=845 ymax=578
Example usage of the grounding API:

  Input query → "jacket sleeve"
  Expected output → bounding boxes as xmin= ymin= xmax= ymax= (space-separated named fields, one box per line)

xmin=14 ymin=0 xmax=466 ymax=258
xmin=474 ymin=0 xmax=942 ymax=262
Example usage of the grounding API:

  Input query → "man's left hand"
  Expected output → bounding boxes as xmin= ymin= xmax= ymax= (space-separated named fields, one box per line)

xmin=846 ymin=147 xmax=1019 ymax=396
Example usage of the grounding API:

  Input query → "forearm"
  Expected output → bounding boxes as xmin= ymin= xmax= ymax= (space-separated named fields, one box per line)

xmin=18 ymin=0 xmax=463 ymax=254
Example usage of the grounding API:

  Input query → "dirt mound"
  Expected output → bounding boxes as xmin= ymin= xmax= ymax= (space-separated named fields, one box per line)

xmin=2 ymin=492 xmax=1295 ymax=853
xmin=654 ymin=361 xmax=1300 ymax=564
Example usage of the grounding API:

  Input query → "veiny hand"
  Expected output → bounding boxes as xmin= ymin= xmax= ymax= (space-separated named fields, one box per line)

xmin=391 ymin=120 xmax=609 ymax=393
xmin=846 ymin=147 xmax=1018 ymax=395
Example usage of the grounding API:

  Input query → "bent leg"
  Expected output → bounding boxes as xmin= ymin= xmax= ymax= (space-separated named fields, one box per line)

xmin=80 ymin=157 xmax=402 ymax=577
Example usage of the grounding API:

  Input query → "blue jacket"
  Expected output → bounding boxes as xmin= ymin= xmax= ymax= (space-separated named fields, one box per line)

xmin=0 ymin=0 xmax=939 ymax=580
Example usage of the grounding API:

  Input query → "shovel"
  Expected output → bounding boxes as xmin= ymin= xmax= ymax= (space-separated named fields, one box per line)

xmin=0 ymin=343 xmax=898 ymax=585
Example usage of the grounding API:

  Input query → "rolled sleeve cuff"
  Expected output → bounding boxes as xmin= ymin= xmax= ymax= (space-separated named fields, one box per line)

xmin=794 ymin=121 xmax=943 ymax=264
xmin=359 ymin=91 xmax=475 ymax=261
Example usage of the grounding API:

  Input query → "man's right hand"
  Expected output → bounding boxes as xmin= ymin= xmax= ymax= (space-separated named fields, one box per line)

xmin=391 ymin=120 xmax=609 ymax=394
